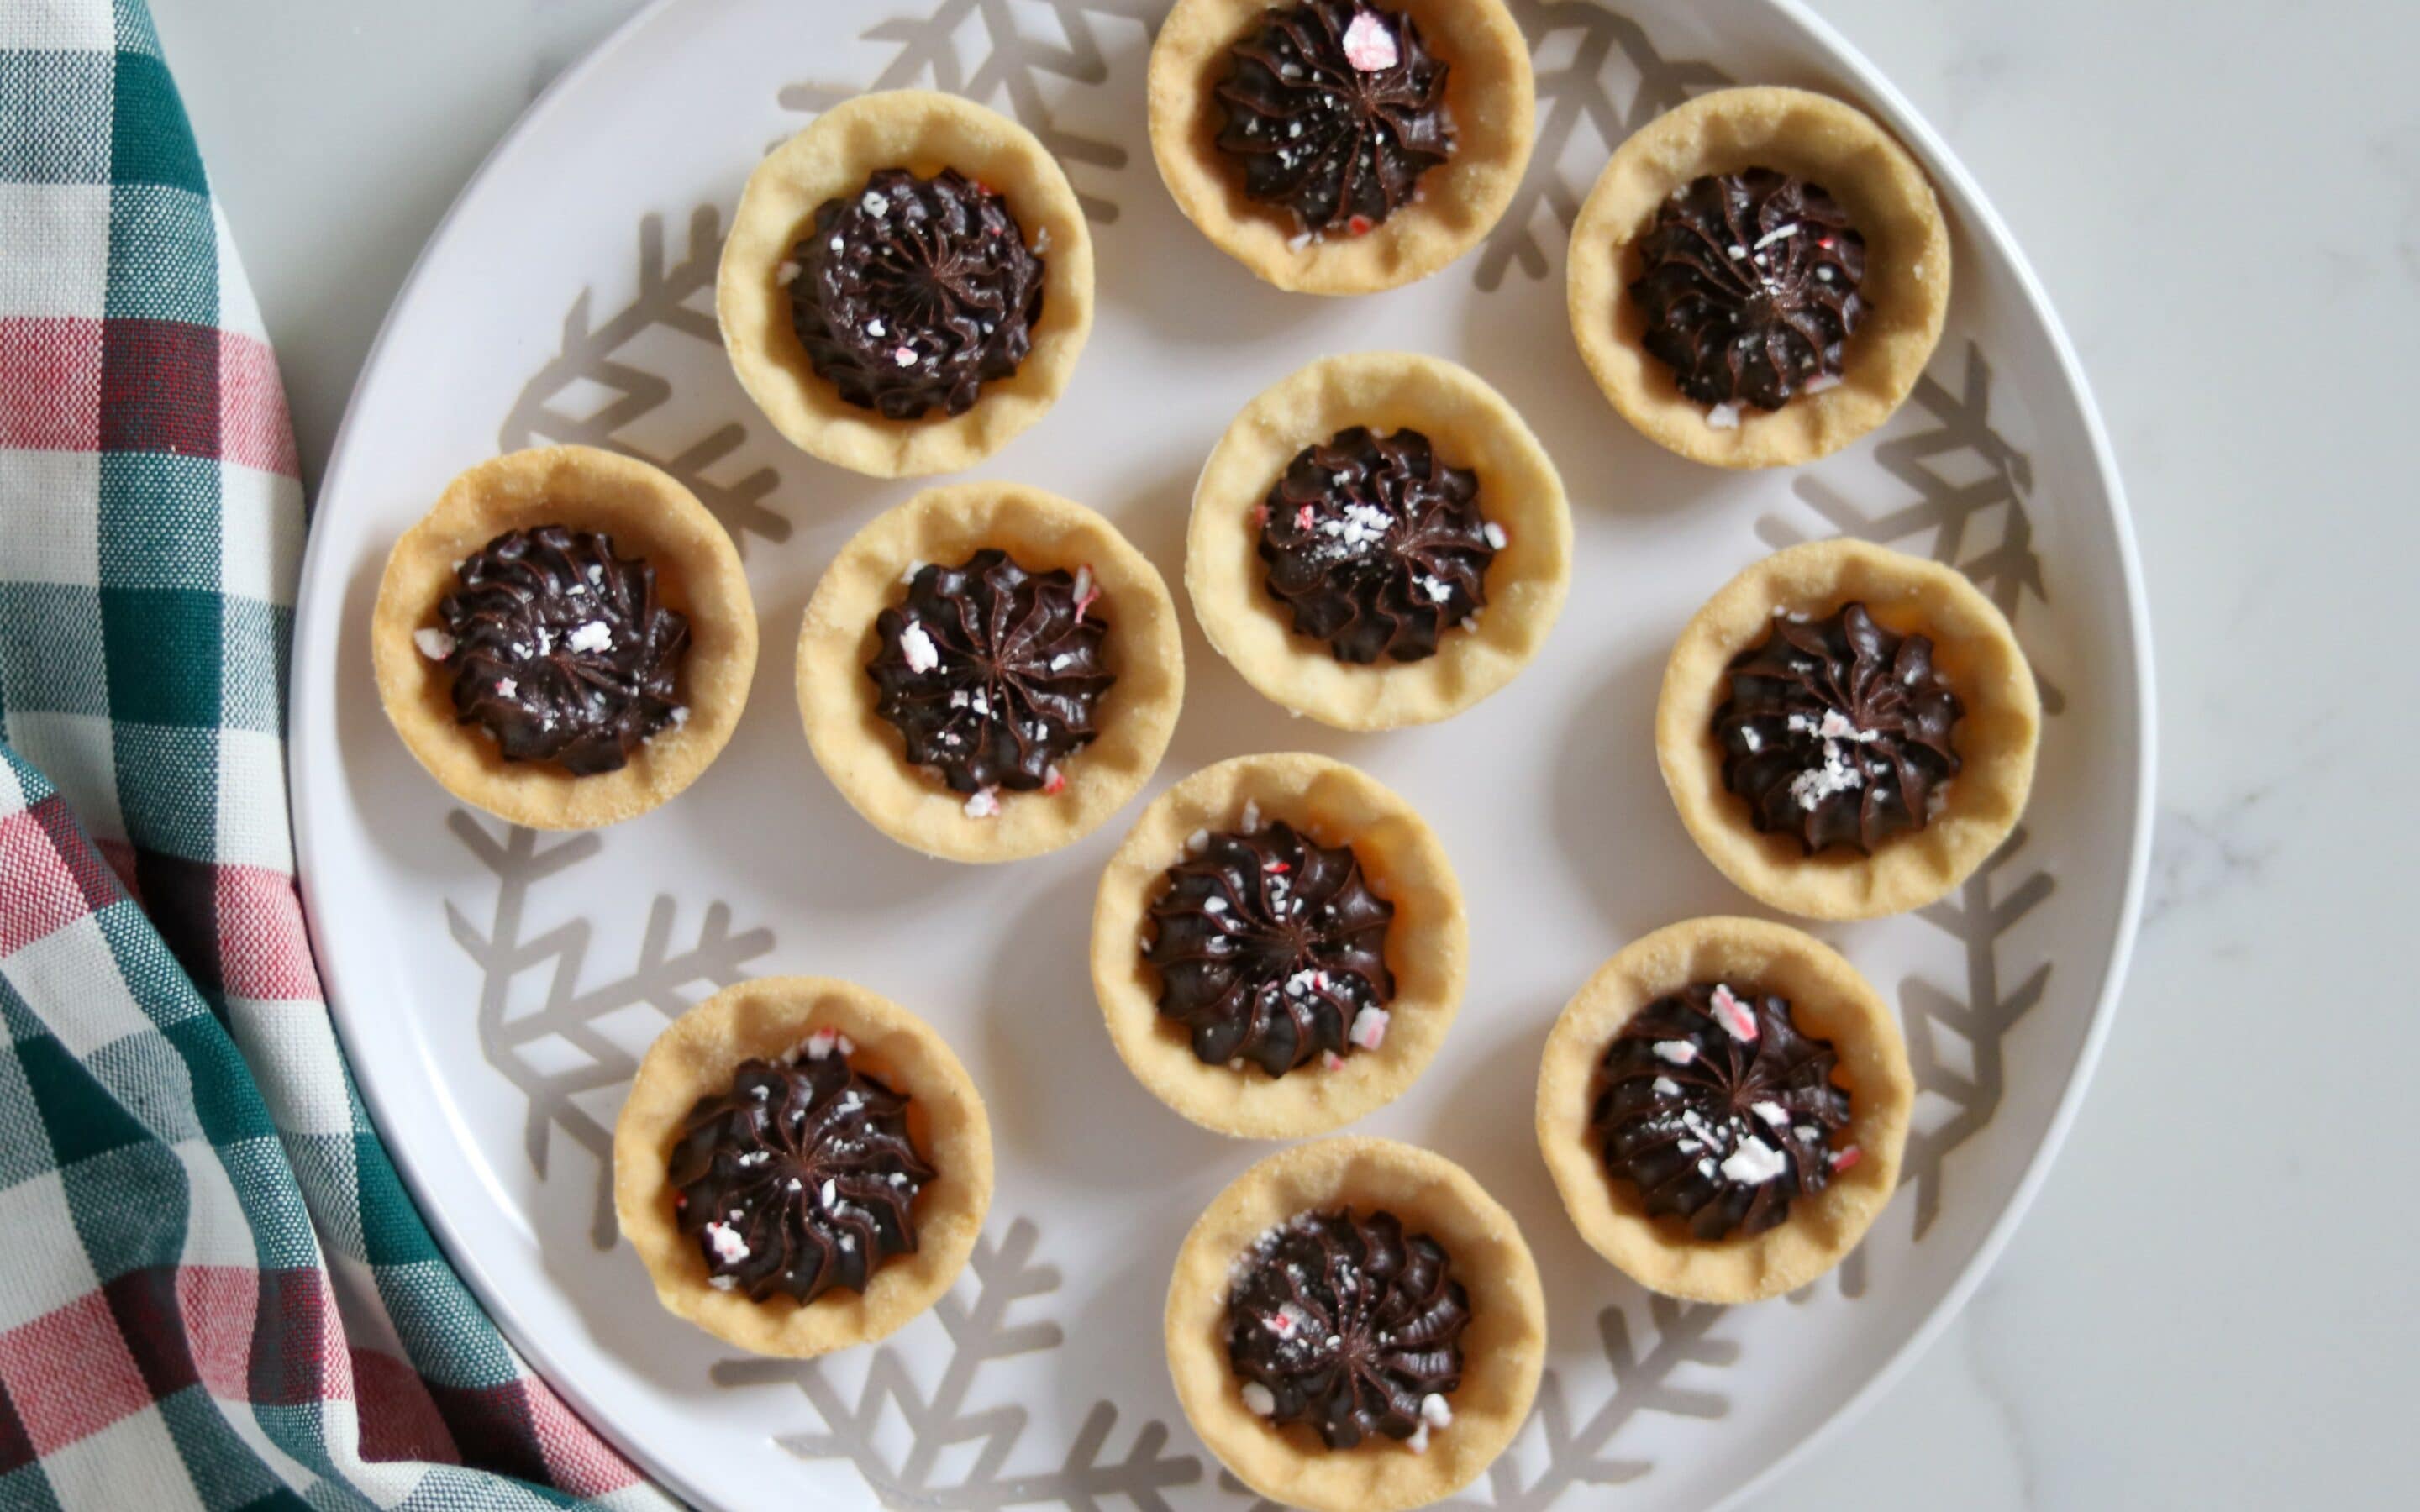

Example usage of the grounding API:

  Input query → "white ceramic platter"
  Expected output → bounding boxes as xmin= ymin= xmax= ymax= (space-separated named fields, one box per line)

xmin=290 ymin=1 xmax=2149 ymax=1507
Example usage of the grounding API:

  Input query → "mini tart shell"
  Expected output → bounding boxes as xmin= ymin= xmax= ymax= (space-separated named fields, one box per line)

xmin=1092 ymin=753 xmax=1467 ymax=1138
xmin=718 ymin=89 xmax=1094 ymax=478
xmin=612 ymin=975 xmax=992 ymax=1358
xmin=1187 ymin=352 xmax=1571 ymax=730
xmin=1658 ymin=538 xmax=2039 ymax=920
xmin=1535 ymin=916 xmax=1912 ymax=1303
xmin=1147 ymin=0 xmax=1535 ymax=295
xmin=1567 ymin=86 xmax=1951 ymax=469
xmin=1167 ymin=1137 xmax=1544 ymax=1512
xmin=369 ymin=444 xmax=757 ymax=831
xmin=797 ymin=481 xmax=1184 ymax=864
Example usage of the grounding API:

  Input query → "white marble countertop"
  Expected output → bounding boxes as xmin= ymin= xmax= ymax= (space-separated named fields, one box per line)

xmin=150 ymin=0 xmax=2415 ymax=1505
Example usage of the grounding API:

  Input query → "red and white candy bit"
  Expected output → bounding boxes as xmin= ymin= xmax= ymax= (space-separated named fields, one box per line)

xmin=802 ymin=1027 xmax=854 ymax=1060
xmin=1346 ymin=213 xmax=1374 ymax=237
xmin=1349 ymin=1005 xmax=1390 ymax=1050
xmin=1251 ymin=501 xmax=1270 ymax=528
xmin=1071 ymin=564 xmax=1099 ymax=622
xmin=1709 ymin=984 xmax=1760 ymax=1042
xmin=1341 ymin=8 xmax=1399 ymax=71
xmin=1263 ymin=858 xmax=1291 ymax=874
xmin=1829 ymin=1146 xmax=1863 ymax=1174
xmin=1321 ymin=1051 xmax=1346 ymax=1072
xmin=1042 ymin=765 xmax=1066 ymax=795
xmin=963 ymin=786 xmax=1000 ymax=819
xmin=1296 ymin=502 xmax=1315 ymax=531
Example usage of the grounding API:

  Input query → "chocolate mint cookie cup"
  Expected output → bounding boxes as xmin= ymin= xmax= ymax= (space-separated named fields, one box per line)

xmin=1658 ymin=538 xmax=2039 ymax=919
xmin=370 ymin=445 xmax=757 ymax=830
xmin=1536 ymin=917 xmax=1912 ymax=1302
xmin=719 ymin=90 xmax=1093 ymax=478
xmin=1092 ymin=753 xmax=1465 ymax=1138
xmin=798 ymin=482 xmax=1184 ymax=864
xmin=1187 ymin=353 xmax=1570 ymax=730
xmin=613 ymin=976 xmax=992 ymax=1357
xmin=1166 ymin=1138 xmax=1544 ymax=1512
xmin=1148 ymin=0 xmax=1534 ymax=294
xmin=1567 ymin=87 xmax=1950 ymax=469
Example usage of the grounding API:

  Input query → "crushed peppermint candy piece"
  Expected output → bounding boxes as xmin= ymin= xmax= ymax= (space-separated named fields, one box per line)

xmin=775 ymin=260 xmax=801 ymax=286
xmin=1752 ymin=221 xmax=1801 ymax=250
xmin=1652 ymin=1040 xmax=1698 ymax=1066
xmin=1829 ymin=1146 xmax=1864 ymax=1173
xmin=1239 ymin=799 xmax=1262 ymax=833
xmin=413 ymin=627 xmax=455 ymax=661
xmin=1652 ymin=1075 xmax=1681 ymax=1096
xmin=964 ymin=786 xmax=1000 ymax=819
xmin=898 ymin=619 xmax=939 ymax=674
xmin=1186 ymin=827 xmax=1210 ymax=854
xmin=1721 ymin=1136 xmax=1787 ymax=1185
xmin=1071 ymin=564 xmax=1098 ymax=621
xmin=565 ymin=619 xmax=613 ymax=654
xmin=1705 ymin=402 xmax=1742 ymax=430
xmin=1482 ymin=521 xmax=1509 ymax=550
xmin=1348 ymin=1005 xmax=1390 ymax=1050
xmin=1240 ymin=1380 xmax=1277 ymax=1416
xmin=1709 ymin=984 xmax=1760 ymax=1042
xmin=860 ymin=189 xmax=889 ymax=216
xmin=493 ymin=676 xmax=518 ymax=699
xmin=892 ymin=344 xmax=918 ymax=367
xmin=1407 ymin=1422 xmax=1431 ymax=1453
xmin=799 ymin=1027 xmax=855 ymax=1061
xmin=1042 ymin=765 xmax=1066 ymax=795
xmin=1420 ymin=1393 xmax=1454 ymax=1428
xmin=1805 ymin=372 xmax=1843 ymax=394
xmin=1341 ymin=8 xmax=1400 ymax=71
xmin=1321 ymin=1050 xmax=1347 ymax=1072
xmin=1751 ymin=1100 xmax=1789 ymax=1128
xmin=702 ymin=1221 xmax=750 ymax=1266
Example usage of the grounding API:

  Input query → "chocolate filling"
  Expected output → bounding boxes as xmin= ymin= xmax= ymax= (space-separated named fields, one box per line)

xmin=1258 ymin=426 xmax=1497 ymax=664
xmin=867 ymin=549 xmax=1113 ymax=800
xmin=1214 ymin=2 xmax=1454 ymax=238
xmin=1713 ymin=601 xmax=1962 ymax=853
xmin=1591 ymin=983 xmax=1854 ymax=1241
xmin=1226 ymin=1208 xmax=1468 ymax=1449
xmin=786 ymin=166 xmax=1045 ymax=420
xmin=1629 ymin=169 xmax=1867 ymax=411
xmin=1144 ymin=818 xmax=1394 ymax=1075
xmin=427 ymin=524 xmax=688 ymax=776
xmin=668 ymin=1039 xmax=933 ymax=1305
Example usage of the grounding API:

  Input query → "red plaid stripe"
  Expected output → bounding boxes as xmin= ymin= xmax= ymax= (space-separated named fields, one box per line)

xmin=217 ymin=331 xmax=296 ymax=480
xmin=0 ymin=1291 xmax=154 ymax=1457
xmin=351 ymin=1347 xmax=462 ymax=1467
xmin=0 ymin=793 xmax=121 ymax=954
xmin=97 ymin=318 xmax=218 ymax=460
xmin=0 ymin=315 xmax=103 ymax=452
xmin=213 ymin=864 xmax=317 ymax=1000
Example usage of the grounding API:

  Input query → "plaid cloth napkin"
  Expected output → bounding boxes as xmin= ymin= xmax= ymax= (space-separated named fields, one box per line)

xmin=0 ymin=4 xmax=676 ymax=1508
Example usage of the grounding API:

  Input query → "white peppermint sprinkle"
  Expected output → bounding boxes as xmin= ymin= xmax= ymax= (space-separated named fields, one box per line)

xmin=1721 ymin=1136 xmax=1788 ymax=1185
xmin=1816 ymin=265 xmax=1836 ymax=281
xmin=566 ymin=620 xmax=612 ymax=654
xmin=1652 ymin=1040 xmax=1698 ymax=1066
xmin=1050 ymin=651 xmax=1074 ymax=671
xmin=493 ymin=677 xmax=518 ymax=698
xmin=1481 ymin=521 xmax=1508 ymax=550
xmin=1652 ymin=1075 xmax=1681 ymax=1096
xmin=1697 ymin=1157 xmax=1718 ymax=1179
xmin=1287 ymin=229 xmax=1314 ymax=252
xmin=1705 ymin=402 xmax=1741 ymax=430
xmin=1349 ymin=1005 xmax=1391 ymax=1050
xmin=1341 ymin=8 xmax=1400 ymax=71
xmin=819 ymin=1179 xmax=838 ymax=1209
xmin=1204 ymin=897 xmax=1228 ymax=915
xmin=775 ymin=260 xmax=800 ymax=286
xmin=1753 ymin=222 xmax=1801 ymax=250
xmin=1071 ymin=564 xmax=1095 ymax=606
xmin=413 ymin=627 xmax=455 ymax=661
xmin=899 ymin=619 xmax=939 ymax=674
xmin=667 ymin=705 xmax=689 ymax=728
xmin=1407 ymin=1423 xmax=1432 ymax=1453
xmin=800 ymin=1027 xmax=854 ymax=1061
xmin=1421 ymin=1394 xmax=1454 ymax=1428
xmin=1709 ymin=984 xmax=1760 ymax=1042
xmin=865 ymin=318 xmax=886 ymax=338
xmin=1239 ymin=799 xmax=1263 ymax=833
xmin=1753 ymin=1100 xmax=1790 ymax=1128
xmin=708 ymin=1274 xmax=737 ymax=1291
xmin=1417 ymin=573 xmax=1453 ymax=604
xmin=1819 ymin=709 xmax=1880 ymax=743
xmin=965 ymin=787 xmax=1000 ymax=819
xmin=1788 ymin=743 xmax=1864 ymax=809
xmin=829 ymin=234 xmax=844 ymax=253
xmin=1240 ymin=1381 xmax=1277 ymax=1416
xmin=1805 ymin=372 xmax=1843 ymax=394
xmin=893 ymin=344 xmax=918 ymax=367
xmin=1728 ymin=243 xmax=1748 ymax=259
xmin=1186 ymin=828 xmax=1210 ymax=854
xmin=901 ymin=559 xmax=928 ymax=584
xmin=1284 ymin=968 xmax=1318 ymax=998
xmin=1031 ymin=226 xmax=1051 ymax=255
xmin=702 ymin=1221 xmax=750 ymax=1266
xmin=860 ymin=190 xmax=888 ymax=216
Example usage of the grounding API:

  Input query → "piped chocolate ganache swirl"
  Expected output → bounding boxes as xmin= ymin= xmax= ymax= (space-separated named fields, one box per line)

xmin=1712 ymin=601 xmax=1962 ymax=853
xmin=1144 ymin=815 xmax=1395 ymax=1075
xmin=1258 ymin=427 xmax=1500 ymax=664
xmin=1226 ymin=1208 xmax=1469 ymax=1451
xmin=786 ymin=166 xmax=1045 ymax=420
xmin=668 ymin=1032 xmax=934 ymax=1305
xmin=1629 ymin=169 xmax=1867 ymax=412
xmin=867 ymin=549 xmax=1113 ymax=807
xmin=1591 ymin=983 xmax=1854 ymax=1241
xmin=1214 ymin=3 xmax=1455 ymax=239
xmin=422 ymin=525 xmax=689 ymax=775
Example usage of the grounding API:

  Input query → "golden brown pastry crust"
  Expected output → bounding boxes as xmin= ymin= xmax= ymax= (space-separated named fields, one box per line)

xmin=1567 ymin=86 xmax=1951 ymax=469
xmin=718 ymin=90 xmax=1094 ymax=478
xmin=1657 ymin=538 xmax=2039 ymax=919
xmin=1186 ymin=352 xmax=1570 ymax=731
xmin=1534 ymin=917 xmax=1912 ymax=1303
xmin=369 ymin=445 xmax=757 ymax=831
xmin=1091 ymin=753 xmax=1466 ymax=1138
xmin=1165 ymin=1137 xmax=1544 ymax=1512
xmin=1147 ymin=0 xmax=1534 ymax=295
xmin=797 ymin=481 xmax=1184 ymax=864
xmin=612 ymin=976 xmax=992 ymax=1357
